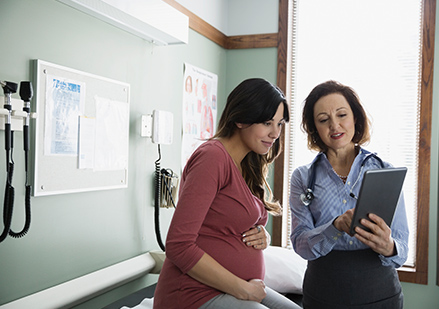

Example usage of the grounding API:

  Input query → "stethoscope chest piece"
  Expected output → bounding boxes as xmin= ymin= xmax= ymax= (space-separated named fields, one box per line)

xmin=300 ymin=188 xmax=314 ymax=206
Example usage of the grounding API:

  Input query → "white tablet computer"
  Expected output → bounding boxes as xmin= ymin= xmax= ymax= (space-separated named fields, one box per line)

xmin=349 ymin=167 xmax=407 ymax=235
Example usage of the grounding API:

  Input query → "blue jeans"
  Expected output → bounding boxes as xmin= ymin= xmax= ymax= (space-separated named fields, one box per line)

xmin=198 ymin=287 xmax=302 ymax=309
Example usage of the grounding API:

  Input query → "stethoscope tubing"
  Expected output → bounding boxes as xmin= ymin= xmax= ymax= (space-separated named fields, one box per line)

xmin=300 ymin=152 xmax=384 ymax=206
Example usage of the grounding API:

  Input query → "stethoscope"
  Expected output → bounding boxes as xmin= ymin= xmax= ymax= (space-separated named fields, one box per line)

xmin=300 ymin=152 xmax=384 ymax=206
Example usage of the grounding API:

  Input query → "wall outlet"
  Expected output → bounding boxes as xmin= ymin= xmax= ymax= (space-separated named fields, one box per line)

xmin=141 ymin=114 xmax=152 ymax=137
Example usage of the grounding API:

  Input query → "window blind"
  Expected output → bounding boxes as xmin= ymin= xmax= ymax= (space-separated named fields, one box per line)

xmin=284 ymin=0 xmax=423 ymax=267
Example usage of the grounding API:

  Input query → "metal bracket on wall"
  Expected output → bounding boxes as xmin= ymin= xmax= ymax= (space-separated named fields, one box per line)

xmin=0 ymin=96 xmax=37 ymax=131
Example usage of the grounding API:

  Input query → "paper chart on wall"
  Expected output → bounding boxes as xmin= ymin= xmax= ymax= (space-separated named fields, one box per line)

xmin=93 ymin=96 xmax=129 ymax=171
xmin=181 ymin=63 xmax=218 ymax=169
xmin=44 ymin=75 xmax=86 ymax=156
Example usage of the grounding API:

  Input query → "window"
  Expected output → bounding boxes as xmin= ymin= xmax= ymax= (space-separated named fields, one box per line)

xmin=274 ymin=0 xmax=434 ymax=284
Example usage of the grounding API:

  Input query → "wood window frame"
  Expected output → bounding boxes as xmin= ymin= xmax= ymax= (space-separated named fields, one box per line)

xmin=163 ymin=0 xmax=435 ymax=285
xmin=273 ymin=0 xmax=435 ymax=285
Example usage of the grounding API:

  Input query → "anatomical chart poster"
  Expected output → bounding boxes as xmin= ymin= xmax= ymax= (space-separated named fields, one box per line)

xmin=181 ymin=63 xmax=218 ymax=169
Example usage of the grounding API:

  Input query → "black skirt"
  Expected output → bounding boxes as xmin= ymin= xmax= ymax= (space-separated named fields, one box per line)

xmin=302 ymin=249 xmax=403 ymax=309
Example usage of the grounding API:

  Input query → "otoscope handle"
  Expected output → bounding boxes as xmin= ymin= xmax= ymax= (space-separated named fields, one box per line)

xmin=19 ymin=81 xmax=33 ymax=152
xmin=23 ymin=125 xmax=29 ymax=152
xmin=4 ymin=123 xmax=11 ymax=151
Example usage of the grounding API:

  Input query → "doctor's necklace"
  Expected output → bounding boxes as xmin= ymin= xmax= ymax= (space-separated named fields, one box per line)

xmin=333 ymin=169 xmax=348 ymax=183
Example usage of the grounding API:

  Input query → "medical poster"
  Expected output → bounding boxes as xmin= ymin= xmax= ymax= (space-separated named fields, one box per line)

xmin=181 ymin=63 xmax=218 ymax=168
xmin=44 ymin=75 xmax=86 ymax=156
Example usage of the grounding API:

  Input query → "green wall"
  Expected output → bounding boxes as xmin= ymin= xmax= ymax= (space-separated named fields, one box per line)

xmin=0 ymin=1 xmax=277 ymax=308
xmin=1 ymin=0 xmax=439 ymax=308
xmin=0 ymin=0 xmax=229 ymax=307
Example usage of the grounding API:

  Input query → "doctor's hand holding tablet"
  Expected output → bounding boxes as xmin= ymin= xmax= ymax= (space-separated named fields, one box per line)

xmin=334 ymin=166 xmax=407 ymax=257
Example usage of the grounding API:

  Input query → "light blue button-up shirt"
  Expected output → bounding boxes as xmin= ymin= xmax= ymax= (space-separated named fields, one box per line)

xmin=289 ymin=148 xmax=409 ymax=268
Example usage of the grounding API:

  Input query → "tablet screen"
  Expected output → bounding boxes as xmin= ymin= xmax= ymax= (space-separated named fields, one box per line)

xmin=349 ymin=167 xmax=407 ymax=235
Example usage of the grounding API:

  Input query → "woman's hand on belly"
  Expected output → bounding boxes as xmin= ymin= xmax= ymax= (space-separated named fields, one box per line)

xmin=242 ymin=225 xmax=270 ymax=250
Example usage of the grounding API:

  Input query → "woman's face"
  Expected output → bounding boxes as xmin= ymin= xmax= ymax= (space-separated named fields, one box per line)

xmin=237 ymin=103 xmax=286 ymax=155
xmin=313 ymin=93 xmax=356 ymax=152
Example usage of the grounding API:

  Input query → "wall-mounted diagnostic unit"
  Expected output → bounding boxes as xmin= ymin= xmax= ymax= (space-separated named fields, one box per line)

xmin=0 ymin=80 xmax=37 ymax=243
xmin=141 ymin=110 xmax=177 ymax=252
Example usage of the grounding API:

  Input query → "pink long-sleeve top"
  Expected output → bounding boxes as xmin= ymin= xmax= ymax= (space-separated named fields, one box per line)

xmin=153 ymin=139 xmax=268 ymax=309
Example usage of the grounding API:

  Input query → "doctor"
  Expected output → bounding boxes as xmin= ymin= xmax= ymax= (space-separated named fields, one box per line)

xmin=289 ymin=80 xmax=409 ymax=309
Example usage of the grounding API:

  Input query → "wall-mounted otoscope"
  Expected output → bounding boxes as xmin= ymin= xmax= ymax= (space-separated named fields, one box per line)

xmin=1 ymin=81 xmax=17 ymax=156
xmin=0 ymin=81 xmax=18 ymax=243
xmin=20 ymin=81 xmax=32 ymax=171
xmin=0 ymin=80 xmax=34 ymax=243
xmin=8 ymin=81 xmax=33 ymax=239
